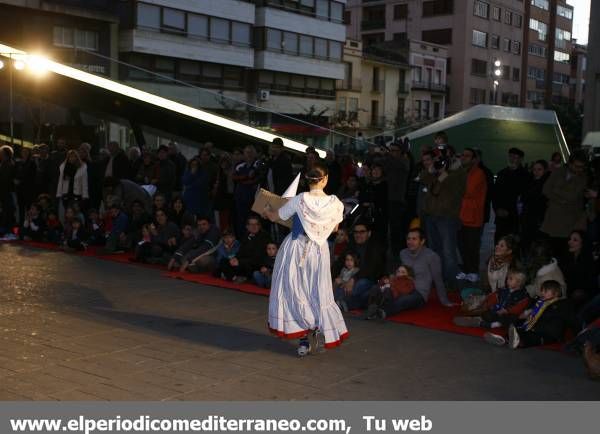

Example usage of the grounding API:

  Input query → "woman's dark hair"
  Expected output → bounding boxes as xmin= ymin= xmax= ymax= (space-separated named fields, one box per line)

xmin=305 ymin=162 xmax=328 ymax=186
xmin=533 ymin=159 xmax=548 ymax=170
xmin=567 ymin=230 xmax=592 ymax=258
xmin=499 ymin=234 xmax=519 ymax=254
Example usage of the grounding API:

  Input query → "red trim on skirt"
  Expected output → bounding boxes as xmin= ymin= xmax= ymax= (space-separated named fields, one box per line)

xmin=268 ymin=327 xmax=349 ymax=348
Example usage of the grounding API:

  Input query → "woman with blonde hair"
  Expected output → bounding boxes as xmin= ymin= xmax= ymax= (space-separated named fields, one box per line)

xmin=56 ymin=149 xmax=89 ymax=218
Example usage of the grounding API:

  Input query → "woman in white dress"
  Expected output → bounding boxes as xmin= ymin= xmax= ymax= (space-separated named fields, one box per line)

xmin=263 ymin=163 xmax=348 ymax=356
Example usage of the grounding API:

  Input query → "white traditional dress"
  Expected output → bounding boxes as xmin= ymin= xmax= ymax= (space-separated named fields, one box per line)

xmin=268 ymin=191 xmax=349 ymax=348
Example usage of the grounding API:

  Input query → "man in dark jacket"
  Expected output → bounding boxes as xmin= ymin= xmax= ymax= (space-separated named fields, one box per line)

xmin=171 ymin=216 xmax=221 ymax=273
xmin=103 ymin=177 xmax=153 ymax=214
xmin=333 ymin=221 xmax=386 ymax=310
xmin=264 ymin=138 xmax=293 ymax=196
xmin=220 ymin=215 xmax=271 ymax=282
xmin=156 ymin=145 xmax=176 ymax=200
xmin=168 ymin=141 xmax=187 ymax=193
xmin=104 ymin=141 xmax=131 ymax=182
xmin=492 ymin=147 xmax=529 ymax=242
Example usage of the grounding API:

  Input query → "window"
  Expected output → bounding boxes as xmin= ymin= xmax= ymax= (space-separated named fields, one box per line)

xmin=555 ymin=28 xmax=571 ymax=49
xmin=373 ymin=67 xmax=380 ymax=91
xmin=491 ymin=6 xmax=501 ymax=21
xmin=503 ymin=38 xmax=511 ymax=52
xmin=557 ymin=5 xmax=573 ymax=20
xmin=422 ymin=0 xmax=454 ymax=17
xmin=423 ymin=100 xmax=430 ymax=119
xmin=553 ymin=72 xmax=570 ymax=84
xmin=528 ymin=66 xmax=545 ymax=80
xmin=473 ymin=1 xmax=489 ymax=19
xmin=330 ymin=2 xmax=344 ymax=22
xmin=137 ymin=3 xmax=160 ymax=29
xmin=267 ymin=28 xmax=282 ymax=50
xmin=512 ymin=40 xmax=521 ymax=54
xmin=470 ymin=88 xmax=486 ymax=104
xmin=179 ymin=60 xmax=201 ymax=77
xmin=502 ymin=65 xmax=510 ymax=78
xmin=504 ymin=10 xmax=512 ymax=25
xmin=343 ymin=10 xmax=351 ymax=24
xmin=394 ymin=4 xmax=408 ymax=20
xmin=471 ymin=58 xmax=487 ymax=76
xmin=513 ymin=14 xmax=522 ymax=28
xmin=433 ymin=102 xmax=440 ymax=118
xmin=435 ymin=69 xmax=442 ymax=84
xmin=74 ymin=29 xmax=99 ymax=51
xmin=512 ymin=68 xmax=520 ymax=81
xmin=329 ymin=41 xmax=342 ymax=60
xmin=53 ymin=26 xmax=74 ymax=47
xmin=446 ymin=57 xmax=451 ymax=74
xmin=188 ymin=14 xmax=208 ymax=39
xmin=472 ymin=29 xmax=487 ymax=47
xmin=527 ymin=91 xmax=544 ymax=102
xmin=490 ymin=34 xmax=499 ymax=49
xmin=413 ymin=67 xmax=422 ymax=82
xmin=232 ymin=22 xmax=251 ymax=46
xmin=393 ymin=32 xmax=407 ymax=41
xmin=283 ymin=32 xmax=298 ymax=54
xmin=338 ymin=96 xmax=347 ymax=113
xmin=315 ymin=38 xmax=328 ymax=58
xmin=531 ymin=0 xmax=549 ymax=11
xmin=554 ymin=50 xmax=570 ymax=63
xmin=529 ymin=18 xmax=548 ymax=41
xmin=162 ymin=8 xmax=185 ymax=31
xmin=414 ymin=100 xmax=422 ymax=119
xmin=421 ymin=28 xmax=452 ymax=44
xmin=210 ymin=17 xmax=229 ymax=42
xmin=299 ymin=35 xmax=312 ymax=56
xmin=528 ymin=44 xmax=546 ymax=57
xmin=316 ymin=0 xmax=329 ymax=18
xmin=349 ymin=97 xmax=358 ymax=113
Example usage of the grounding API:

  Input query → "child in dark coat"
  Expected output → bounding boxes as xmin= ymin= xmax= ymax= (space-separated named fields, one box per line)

xmin=252 ymin=242 xmax=278 ymax=288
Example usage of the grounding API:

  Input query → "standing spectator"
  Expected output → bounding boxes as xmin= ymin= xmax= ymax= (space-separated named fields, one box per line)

xmin=213 ymin=154 xmax=235 ymax=230
xmin=458 ymin=148 xmax=487 ymax=281
xmin=540 ymin=151 xmax=588 ymax=258
xmin=104 ymin=141 xmax=130 ymax=182
xmin=333 ymin=222 xmax=386 ymax=310
xmin=400 ymin=228 xmax=453 ymax=307
xmin=492 ymin=147 xmax=529 ymax=242
xmin=56 ymin=150 xmax=88 ymax=215
xmin=168 ymin=142 xmax=187 ymax=193
xmin=549 ymin=152 xmax=563 ymax=172
xmin=79 ymin=143 xmax=103 ymax=210
xmin=15 ymin=147 xmax=37 ymax=223
xmin=324 ymin=150 xmax=341 ymax=196
xmin=155 ymin=145 xmax=176 ymax=200
xmin=99 ymin=202 xmax=129 ymax=254
xmin=181 ymin=157 xmax=210 ymax=217
xmin=415 ymin=150 xmax=434 ymax=220
xmin=48 ymin=138 xmax=67 ymax=200
xmin=520 ymin=160 xmax=550 ymax=253
xmin=475 ymin=148 xmax=494 ymax=224
xmin=232 ymin=145 xmax=261 ymax=238
xmin=264 ymin=138 xmax=293 ymax=196
xmin=103 ymin=177 xmax=153 ymax=214
xmin=127 ymin=146 xmax=143 ymax=180
xmin=136 ymin=151 xmax=159 ymax=185
xmin=378 ymin=141 xmax=410 ymax=259
xmin=168 ymin=197 xmax=194 ymax=228
xmin=359 ymin=163 xmax=388 ymax=243
xmin=34 ymin=143 xmax=52 ymax=196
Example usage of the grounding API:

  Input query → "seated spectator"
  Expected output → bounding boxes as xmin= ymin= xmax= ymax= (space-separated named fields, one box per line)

xmin=215 ymin=230 xmax=240 ymax=275
xmin=333 ymin=221 xmax=386 ymax=310
xmin=85 ymin=209 xmax=105 ymax=246
xmin=152 ymin=193 xmax=168 ymax=218
xmin=484 ymin=280 xmax=575 ymax=348
xmin=21 ymin=203 xmax=45 ymax=241
xmin=168 ymin=216 xmax=221 ymax=273
xmin=526 ymin=239 xmax=566 ymax=298
xmin=332 ymin=227 xmax=349 ymax=262
xmin=333 ymin=253 xmax=360 ymax=311
xmin=61 ymin=206 xmax=76 ymax=243
xmin=559 ymin=230 xmax=599 ymax=308
xmin=61 ymin=217 xmax=88 ymax=252
xmin=134 ymin=208 xmax=179 ymax=264
xmin=45 ymin=209 xmax=62 ymax=243
xmin=126 ymin=200 xmax=151 ymax=247
xmin=98 ymin=203 xmax=129 ymax=254
xmin=217 ymin=215 xmax=270 ymax=283
xmin=252 ymin=242 xmax=279 ymax=289
xmin=399 ymin=228 xmax=453 ymax=307
xmin=169 ymin=196 xmax=195 ymax=228
xmin=579 ymin=294 xmax=600 ymax=328
xmin=365 ymin=265 xmax=416 ymax=320
xmin=482 ymin=235 xmax=520 ymax=293
xmin=103 ymin=176 xmax=152 ymax=214
xmin=454 ymin=269 xmax=529 ymax=329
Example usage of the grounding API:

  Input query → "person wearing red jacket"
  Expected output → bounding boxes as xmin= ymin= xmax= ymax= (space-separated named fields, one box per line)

xmin=458 ymin=148 xmax=487 ymax=282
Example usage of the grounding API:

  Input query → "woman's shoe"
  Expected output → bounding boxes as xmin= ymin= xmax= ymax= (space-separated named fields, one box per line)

xmin=297 ymin=338 xmax=311 ymax=357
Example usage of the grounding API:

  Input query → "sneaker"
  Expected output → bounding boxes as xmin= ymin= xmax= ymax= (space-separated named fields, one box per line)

xmin=508 ymin=324 xmax=520 ymax=349
xmin=490 ymin=321 xmax=502 ymax=329
xmin=465 ymin=273 xmax=479 ymax=283
xmin=297 ymin=338 xmax=311 ymax=357
xmin=456 ymin=272 xmax=467 ymax=280
xmin=483 ymin=332 xmax=507 ymax=346
xmin=336 ymin=300 xmax=349 ymax=313
xmin=232 ymin=276 xmax=247 ymax=284
xmin=453 ymin=316 xmax=482 ymax=327
xmin=365 ymin=304 xmax=378 ymax=320
xmin=376 ymin=308 xmax=386 ymax=320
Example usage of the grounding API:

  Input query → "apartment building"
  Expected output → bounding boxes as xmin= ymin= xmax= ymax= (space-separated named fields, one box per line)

xmin=522 ymin=0 xmax=574 ymax=108
xmin=570 ymin=42 xmax=586 ymax=108
xmin=346 ymin=0 xmax=525 ymax=114
xmin=583 ymin=0 xmax=599 ymax=135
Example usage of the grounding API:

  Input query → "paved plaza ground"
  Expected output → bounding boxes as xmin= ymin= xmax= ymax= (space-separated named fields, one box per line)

xmin=0 ymin=243 xmax=597 ymax=401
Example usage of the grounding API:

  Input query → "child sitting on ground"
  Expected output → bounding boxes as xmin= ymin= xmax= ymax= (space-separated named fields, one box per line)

xmin=215 ymin=230 xmax=240 ymax=279
xmin=332 ymin=228 xmax=349 ymax=262
xmin=252 ymin=242 xmax=278 ymax=288
xmin=45 ymin=209 xmax=62 ymax=243
xmin=484 ymin=280 xmax=576 ymax=348
xmin=61 ymin=217 xmax=88 ymax=252
xmin=365 ymin=265 xmax=416 ymax=320
xmin=86 ymin=209 xmax=105 ymax=246
xmin=334 ymin=253 xmax=360 ymax=312
xmin=21 ymin=203 xmax=45 ymax=241
xmin=454 ymin=269 xmax=529 ymax=329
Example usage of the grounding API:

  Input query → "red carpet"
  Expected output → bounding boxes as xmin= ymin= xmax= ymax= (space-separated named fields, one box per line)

xmin=6 ymin=240 xmax=565 ymax=349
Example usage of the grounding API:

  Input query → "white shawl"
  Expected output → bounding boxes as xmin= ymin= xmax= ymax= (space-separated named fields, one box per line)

xmin=279 ymin=192 xmax=343 ymax=245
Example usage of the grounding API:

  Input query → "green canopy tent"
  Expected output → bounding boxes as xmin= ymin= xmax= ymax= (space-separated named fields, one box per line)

xmin=405 ymin=105 xmax=570 ymax=173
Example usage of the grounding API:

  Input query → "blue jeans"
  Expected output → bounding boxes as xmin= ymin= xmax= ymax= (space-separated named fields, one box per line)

xmin=252 ymin=271 xmax=271 ymax=288
xmin=384 ymin=290 xmax=426 ymax=316
xmin=335 ymin=278 xmax=374 ymax=310
xmin=425 ymin=215 xmax=460 ymax=285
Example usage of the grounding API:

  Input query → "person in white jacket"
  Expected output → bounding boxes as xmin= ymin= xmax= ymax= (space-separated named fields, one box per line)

xmin=56 ymin=149 xmax=89 ymax=210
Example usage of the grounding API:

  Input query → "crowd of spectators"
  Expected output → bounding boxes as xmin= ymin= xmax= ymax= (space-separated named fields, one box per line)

xmin=0 ymin=131 xmax=599 ymax=376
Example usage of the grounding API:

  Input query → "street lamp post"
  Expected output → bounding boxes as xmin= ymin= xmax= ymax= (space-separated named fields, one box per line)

xmin=493 ymin=59 xmax=502 ymax=105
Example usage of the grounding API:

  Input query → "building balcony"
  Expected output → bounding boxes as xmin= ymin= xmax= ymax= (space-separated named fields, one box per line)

xmin=337 ymin=79 xmax=362 ymax=91
xmin=412 ymin=81 xmax=447 ymax=93
xmin=398 ymin=83 xmax=410 ymax=94
xmin=370 ymin=116 xmax=386 ymax=128
xmin=361 ymin=19 xmax=386 ymax=31
xmin=371 ymin=79 xmax=385 ymax=93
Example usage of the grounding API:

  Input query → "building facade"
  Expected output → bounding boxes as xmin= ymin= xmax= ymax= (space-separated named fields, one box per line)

xmin=346 ymin=0 xmax=524 ymax=114
xmin=583 ymin=0 xmax=599 ymax=135
xmin=570 ymin=42 xmax=586 ymax=108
